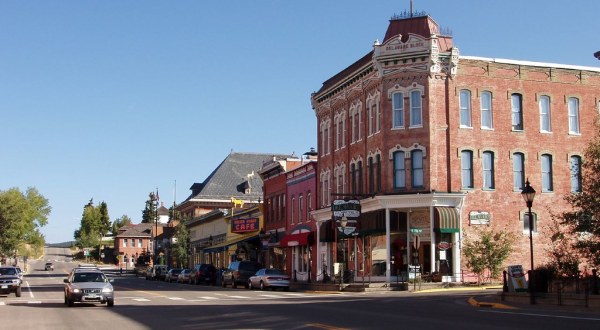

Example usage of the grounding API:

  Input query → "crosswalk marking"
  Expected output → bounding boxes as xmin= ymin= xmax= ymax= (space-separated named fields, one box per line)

xmin=226 ymin=295 xmax=249 ymax=299
xmin=168 ymin=297 xmax=184 ymax=300
xmin=133 ymin=298 xmax=151 ymax=302
xmin=0 ymin=302 xmax=5 ymax=305
xmin=197 ymin=296 xmax=219 ymax=300
xmin=259 ymin=294 xmax=280 ymax=298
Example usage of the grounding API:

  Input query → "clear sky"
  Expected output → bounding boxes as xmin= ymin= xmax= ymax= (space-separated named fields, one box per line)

xmin=2 ymin=1 xmax=599 ymax=243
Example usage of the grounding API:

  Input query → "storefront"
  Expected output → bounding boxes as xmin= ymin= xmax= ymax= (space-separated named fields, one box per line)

xmin=312 ymin=192 xmax=465 ymax=283
xmin=279 ymin=225 xmax=314 ymax=282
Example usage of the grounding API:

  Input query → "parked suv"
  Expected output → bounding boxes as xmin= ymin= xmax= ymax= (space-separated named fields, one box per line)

xmin=63 ymin=268 xmax=114 ymax=307
xmin=0 ymin=266 xmax=22 ymax=297
xmin=221 ymin=261 xmax=261 ymax=289
xmin=189 ymin=264 xmax=217 ymax=285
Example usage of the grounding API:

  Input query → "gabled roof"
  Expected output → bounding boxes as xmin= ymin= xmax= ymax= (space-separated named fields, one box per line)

xmin=185 ymin=152 xmax=292 ymax=202
xmin=115 ymin=223 xmax=153 ymax=238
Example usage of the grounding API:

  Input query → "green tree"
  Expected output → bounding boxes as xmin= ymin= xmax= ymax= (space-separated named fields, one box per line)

xmin=141 ymin=192 xmax=158 ymax=224
xmin=560 ymin=123 xmax=600 ymax=268
xmin=98 ymin=201 xmax=111 ymax=239
xmin=111 ymin=215 xmax=133 ymax=236
xmin=462 ymin=226 xmax=515 ymax=284
xmin=171 ymin=222 xmax=190 ymax=268
xmin=74 ymin=200 xmax=103 ymax=249
xmin=545 ymin=214 xmax=580 ymax=278
xmin=0 ymin=187 xmax=50 ymax=258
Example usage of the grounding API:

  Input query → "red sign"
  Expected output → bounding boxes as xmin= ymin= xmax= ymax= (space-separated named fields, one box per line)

xmin=437 ymin=241 xmax=452 ymax=250
xmin=231 ymin=218 xmax=258 ymax=233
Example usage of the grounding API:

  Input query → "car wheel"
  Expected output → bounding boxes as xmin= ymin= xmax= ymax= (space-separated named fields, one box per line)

xmin=260 ymin=281 xmax=265 ymax=291
xmin=67 ymin=297 xmax=74 ymax=307
xmin=283 ymin=286 xmax=290 ymax=291
xmin=248 ymin=281 xmax=254 ymax=290
xmin=16 ymin=286 xmax=21 ymax=297
xmin=232 ymin=280 xmax=237 ymax=289
xmin=107 ymin=299 xmax=114 ymax=307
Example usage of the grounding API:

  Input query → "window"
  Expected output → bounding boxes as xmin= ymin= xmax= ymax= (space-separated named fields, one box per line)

xmin=511 ymin=93 xmax=523 ymax=130
xmin=298 ymin=194 xmax=303 ymax=222
xmin=336 ymin=168 xmax=343 ymax=194
xmin=368 ymin=101 xmax=374 ymax=136
xmin=351 ymin=163 xmax=356 ymax=194
xmin=393 ymin=92 xmax=404 ymax=128
xmin=523 ymin=212 xmax=537 ymax=233
xmin=513 ymin=152 xmax=525 ymax=190
xmin=539 ymin=95 xmax=551 ymax=132
xmin=138 ymin=238 xmax=142 ymax=248
xmin=335 ymin=118 xmax=341 ymax=150
xmin=375 ymin=102 xmax=380 ymax=133
xmin=357 ymin=108 xmax=362 ymax=141
xmin=281 ymin=193 xmax=286 ymax=220
xmin=376 ymin=154 xmax=381 ymax=192
xmin=482 ymin=151 xmax=495 ymax=189
xmin=410 ymin=90 xmax=422 ymax=127
xmin=326 ymin=125 xmax=331 ymax=154
xmin=291 ymin=197 xmax=295 ymax=224
xmin=570 ymin=155 xmax=582 ymax=192
xmin=411 ymin=150 xmax=424 ymax=187
xmin=541 ymin=154 xmax=553 ymax=192
xmin=357 ymin=160 xmax=363 ymax=194
xmin=393 ymin=151 xmax=406 ymax=189
xmin=351 ymin=111 xmax=357 ymax=144
xmin=568 ymin=97 xmax=580 ymax=134
xmin=368 ymin=157 xmax=375 ymax=194
xmin=123 ymin=238 xmax=128 ymax=248
xmin=461 ymin=150 xmax=473 ymax=189
xmin=460 ymin=89 xmax=472 ymax=127
xmin=480 ymin=91 xmax=493 ymax=129
xmin=306 ymin=192 xmax=312 ymax=221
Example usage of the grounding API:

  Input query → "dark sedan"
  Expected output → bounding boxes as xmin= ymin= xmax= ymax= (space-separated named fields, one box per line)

xmin=165 ymin=268 xmax=182 ymax=283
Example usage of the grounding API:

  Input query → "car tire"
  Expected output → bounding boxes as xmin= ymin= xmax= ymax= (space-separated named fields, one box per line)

xmin=248 ymin=281 xmax=254 ymax=290
xmin=16 ymin=286 xmax=21 ymax=297
xmin=107 ymin=299 xmax=114 ymax=307
xmin=283 ymin=286 xmax=290 ymax=291
xmin=260 ymin=281 xmax=265 ymax=291
xmin=232 ymin=280 xmax=237 ymax=289
xmin=67 ymin=297 xmax=74 ymax=307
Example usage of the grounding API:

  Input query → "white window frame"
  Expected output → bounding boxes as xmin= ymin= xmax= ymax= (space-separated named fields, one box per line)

xmin=460 ymin=89 xmax=472 ymax=128
xmin=392 ymin=92 xmax=404 ymax=128
xmin=409 ymin=90 xmax=422 ymax=127
xmin=480 ymin=91 xmax=493 ymax=129
xmin=539 ymin=95 xmax=551 ymax=133
xmin=568 ymin=97 xmax=580 ymax=134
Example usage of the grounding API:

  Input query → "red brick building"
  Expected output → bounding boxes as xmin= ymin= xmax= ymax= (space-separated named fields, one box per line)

xmin=310 ymin=13 xmax=600 ymax=283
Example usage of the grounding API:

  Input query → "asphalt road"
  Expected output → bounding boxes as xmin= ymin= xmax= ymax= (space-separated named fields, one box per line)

xmin=1 ymin=247 xmax=599 ymax=329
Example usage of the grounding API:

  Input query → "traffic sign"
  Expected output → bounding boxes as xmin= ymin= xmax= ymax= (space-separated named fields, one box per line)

xmin=410 ymin=228 xmax=422 ymax=234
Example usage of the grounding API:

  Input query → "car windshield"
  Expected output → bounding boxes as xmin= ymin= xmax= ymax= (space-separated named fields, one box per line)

xmin=73 ymin=272 xmax=106 ymax=283
xmin=0 ymin=267 xmax=17 ymax=276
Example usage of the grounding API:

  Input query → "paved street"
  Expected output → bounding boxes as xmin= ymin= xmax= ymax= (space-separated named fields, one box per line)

xmin=1 ymin=247 xmax=599 ymax=329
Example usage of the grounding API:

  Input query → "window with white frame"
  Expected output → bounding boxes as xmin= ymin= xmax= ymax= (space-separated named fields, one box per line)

xmin=411 ymin=150 xmax=424 ymax=188
xmin=461 ymin=150 xmax=474 ymax=189
xmin=357 ymin=160 xmax=363 ymax=194
xmin=357 ymin=106 xmax=362 ymax=141
xmin=460 ymin=89 xmax=472 ymax=127
xmin=393 ymin=151 xmax=406 ymax=189
xmin=123 ymin=238 xmax=128 ymax=248
xmin=481 ymin=91 xmax=493 ymax=129
xmin=410 ymin=90 xmax=422 ymax=127
xmin=513 ymin=152 xmax=525 ymax=190
xmin=541 ymin=154 xmax=553 ymax=192
xmin=376 ymin=154 xmax=381 ymax=192
xmin=306 ymin=192 xmax=312 ymax=221
xmin=335 ymin=116 xmax=341 ymax=150
xmin=511 ymin=93 xmax=523 ymax=130
xmin=568 ymin=97 xmax=580 ymax=134
xmin=570 ymin=155 xmax=582 ymax=193
xmin=375 ymin=101 xmax=380 ymax=133
xmin=368 ymin=100 xmax=374 ymax=136
xmin=482 ymin=151 xmax=495 ymax=189
xmin=539 ymin=95 xmax=551 ymax=132
xmin=350 ymin=163 xmax=356 ymax=194
xmin=351 ymin=111 xmax=356 ymax=144
xmin=138 ymin=238 xmax=142 ymax=248
xmin=392 ymin=92 xmax=404 ymax=128
xmin=291 ymin=196 xmax=295 ymax=224
xmin=368 ymin=156 xmax=375 ymax=194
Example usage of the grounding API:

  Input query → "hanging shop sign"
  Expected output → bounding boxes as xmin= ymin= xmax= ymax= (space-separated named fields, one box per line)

xmin=469 ymin=211 xmax=491 ymax=225
xmin=332 ymin=199 xmax=361 ymax=236
xmin=437 ymin=241 xmax=452 ymax=250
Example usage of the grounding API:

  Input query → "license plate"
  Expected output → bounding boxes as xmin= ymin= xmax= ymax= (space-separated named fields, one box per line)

xmin=1 ymin=285 xmax=7 ymax=289
xmin=85 ymin=294 xmax=99 ymax=299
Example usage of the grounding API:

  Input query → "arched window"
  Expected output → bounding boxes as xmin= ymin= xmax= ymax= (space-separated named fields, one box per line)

xmin=393 ymin=151 xmax=406 ymax=189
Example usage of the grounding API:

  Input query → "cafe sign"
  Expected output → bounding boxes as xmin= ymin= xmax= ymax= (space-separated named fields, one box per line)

xmin=231 ymin=217 xmax=258 ymax=233
xmin=332 ymin=199 xmax=361 ymax=236
xmin=469 ymin=211 xmax=490 ymax=225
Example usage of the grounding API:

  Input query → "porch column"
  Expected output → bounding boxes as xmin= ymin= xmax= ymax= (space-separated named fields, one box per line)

xmin=316 ymin=220 xmax=322 ymax=281
xmin=429 ymin=206 xmax=436 ymax=274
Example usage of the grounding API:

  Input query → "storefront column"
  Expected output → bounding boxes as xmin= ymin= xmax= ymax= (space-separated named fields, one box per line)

xmin=385 ymin=208 xmax=391 ymax=283
xmin=316 ymin=220 xmax=322 ymax=281
xmin=429 ymin=206 xmax=436 ymax=274
xmin=453 ymin=229 xmax=461 ymax=281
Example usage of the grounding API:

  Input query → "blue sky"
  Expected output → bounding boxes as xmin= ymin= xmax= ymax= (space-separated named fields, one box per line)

xmin=2 ymin=1 xmax=599 ymax=243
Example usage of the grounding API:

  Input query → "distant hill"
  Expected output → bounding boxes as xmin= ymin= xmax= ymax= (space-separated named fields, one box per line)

xmin=46 ymin=241 xmax=76 ymax=248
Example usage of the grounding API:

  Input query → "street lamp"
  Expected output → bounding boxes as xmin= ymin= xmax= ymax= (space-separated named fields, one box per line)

xmin=339 ymin=216 xmax=348 ymax=286
xmin=521 ymin=179 xmax=537 ymax=304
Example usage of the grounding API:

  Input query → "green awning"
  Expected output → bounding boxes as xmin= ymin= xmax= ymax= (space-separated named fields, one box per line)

xmin=435 ymin=207 xmax=460 ymax=233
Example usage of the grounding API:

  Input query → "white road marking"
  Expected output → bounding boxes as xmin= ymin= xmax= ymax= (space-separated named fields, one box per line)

xmin=197 ymin=296 xmax=219 ymax=300
xmin=259 ymin=294 xmax=280 ymax=298
xmin=25 ymin=281 xmax=34 ymax=298
xmin=0 ymin=302 xmax=5 ymax=305
xmin=168 ymin=297 xmax=184 ymax=300
xmin=226 ymin=295 xmax=249 ymax=299
xmin=28 ymin=301 xmax=42 ymax=304
xmin=133 ymin=298 xmax=151 ymax=302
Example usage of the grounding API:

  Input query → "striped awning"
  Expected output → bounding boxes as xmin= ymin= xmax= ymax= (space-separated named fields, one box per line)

xmin=434 ymin=207 xmax=460 ymax=233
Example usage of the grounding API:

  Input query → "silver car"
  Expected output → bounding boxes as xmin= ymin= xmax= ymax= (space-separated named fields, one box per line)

xmin=64 ymin=269 xmax=114 ymax=307
xmin=248 ymin=268 xmax=290 ymax=291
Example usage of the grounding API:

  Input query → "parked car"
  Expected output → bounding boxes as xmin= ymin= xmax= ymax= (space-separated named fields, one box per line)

xmin=45 ymin=262 xmax=54 ymax=271
xmin=146 ymin=265 xmax=168 ymax=281
xmin=63 ymin=268 xmax=114 ymax=307
xmin=189 ymin=264 xmax=217 ymax=285
xmin=248 ymin=268 xmax=290 ymax=291
xmin=0 ymin=266 xmax=22 ymax=297
xmin=221 ymin=261 xmax=261 ymax=289
xmin=165 ymin=268 xmax=183 ymax=283
xmin=177 ymin=269 xmax=192 ymax=283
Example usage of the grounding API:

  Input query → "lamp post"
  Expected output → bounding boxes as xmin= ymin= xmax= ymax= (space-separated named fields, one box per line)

xmin=521 ymin=179 xmax=537 ymax=305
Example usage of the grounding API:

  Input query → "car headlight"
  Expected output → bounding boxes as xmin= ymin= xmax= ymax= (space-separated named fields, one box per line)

xmin=102 ymin=287 xmax=113 ymax=293
xmin=73 ymin=288 xmax=80 ymax=293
